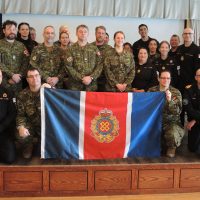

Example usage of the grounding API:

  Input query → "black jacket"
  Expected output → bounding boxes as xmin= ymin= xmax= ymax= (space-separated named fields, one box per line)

xmin=0 ymin=85 xmax=16 ymax=136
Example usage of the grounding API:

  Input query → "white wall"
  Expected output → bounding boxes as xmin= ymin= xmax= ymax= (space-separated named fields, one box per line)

xmin=3 ymin=14 xmax=184 ymax=46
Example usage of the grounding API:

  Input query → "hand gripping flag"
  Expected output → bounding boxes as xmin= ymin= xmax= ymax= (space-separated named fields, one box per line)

xmin=41 ymin=89 xmax=165 ymax=159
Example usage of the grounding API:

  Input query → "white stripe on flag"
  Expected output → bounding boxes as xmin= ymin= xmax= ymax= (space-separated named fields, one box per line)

xmin=40 ymin=87 xmax=46 ymax=159
xmin=79 ymin=91 xmax=86 ymax=159
xmin=123 ymin=93 xmax=132 ymax=158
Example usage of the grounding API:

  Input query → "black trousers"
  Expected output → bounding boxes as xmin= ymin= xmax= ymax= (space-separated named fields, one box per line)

xmin=188 ymin=124 xmax=200 ymax=153
xmin=0 ymin=134 xmax=16 ymax=164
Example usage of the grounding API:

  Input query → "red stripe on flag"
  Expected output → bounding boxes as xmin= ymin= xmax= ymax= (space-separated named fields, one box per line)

xmin=84 ymin=92 xmax=128 ymax=159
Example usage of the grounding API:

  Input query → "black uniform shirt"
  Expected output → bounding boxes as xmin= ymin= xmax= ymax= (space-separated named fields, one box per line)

xmin=132 ymin=37 xmax=153 ymax=61
xmin=169 ymin=49 xmax=178 ymax=58
xmin=183 ymin=84 xmax=200 ymax=122
xmin=154 ymin=56 xmax=178 ymax=87
xmin=0 ymin=85 xmax=16 ymax=134
xmin=176 ymin=43 xmax=200 ymax=91
xmin=132 ymin=61 xmax=158 ymax=91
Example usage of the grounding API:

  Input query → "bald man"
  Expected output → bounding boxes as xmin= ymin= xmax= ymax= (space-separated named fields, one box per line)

xmin=30 ymin=26 xmax=65 ymax=88
xmin=176 ymin=28 xmax=200 ymax=124
xmin=177 ymin=28 xmax=200 ymax=94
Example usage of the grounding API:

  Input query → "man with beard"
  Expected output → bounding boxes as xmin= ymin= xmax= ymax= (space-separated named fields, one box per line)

xmin=30 ymin=26 xmax=65 ymax=88
xmin=91 ymin=26 xmax=112 ymax=91
xmin=0 ymin=20 xmax=29 ymax=95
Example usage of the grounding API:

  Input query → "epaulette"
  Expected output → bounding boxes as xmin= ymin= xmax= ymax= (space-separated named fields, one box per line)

xmin=185 ymin=85 xmax=192 ymax=89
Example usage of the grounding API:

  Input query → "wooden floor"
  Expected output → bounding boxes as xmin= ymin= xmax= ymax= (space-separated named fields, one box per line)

xmin=4 ymin=133 xmax=199 ymax=166
xmin=1 ymin=193 xmax=200 ymax=200
xmin=1 ymin=135 xmax=200 ymax=197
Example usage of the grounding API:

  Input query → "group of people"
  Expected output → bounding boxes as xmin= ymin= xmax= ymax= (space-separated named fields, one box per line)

xmin=0 ymin=19 xmax=200 ymax=164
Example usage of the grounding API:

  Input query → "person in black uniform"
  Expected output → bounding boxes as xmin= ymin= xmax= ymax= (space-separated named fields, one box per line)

xmin=176 ymin=28 xmax=200 ymax=125
xmin=176 ymin=28 xmax=200 ymax=94
xmin=169 ymin=34 xmax=180 ymax=58
xmin=132 ymin=47 xmax=157 ymax=92
xmin=0 ymin=69 xmax=16 ymax=164
xmin=183 ymin=68 xmax=200 ymax=154
xmin=132 ymin=24 xmax=153 ymax=62
xmin=154 ymin=41 xmax=179 ymax=88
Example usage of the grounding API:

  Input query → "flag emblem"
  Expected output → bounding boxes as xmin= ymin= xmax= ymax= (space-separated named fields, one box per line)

xmin=90 ymin=108 xmax=119 ymax=143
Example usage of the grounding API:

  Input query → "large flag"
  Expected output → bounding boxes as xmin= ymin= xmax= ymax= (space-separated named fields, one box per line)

xmin=41 ymin=89 xmax=165 ymax=159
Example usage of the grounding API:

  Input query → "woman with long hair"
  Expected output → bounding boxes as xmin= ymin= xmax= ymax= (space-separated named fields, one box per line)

xmin=16 ymin=22 xmax=37 ymax=54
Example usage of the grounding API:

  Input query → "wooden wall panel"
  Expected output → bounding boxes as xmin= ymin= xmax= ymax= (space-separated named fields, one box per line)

xmin=4 ymin=171 xmax=42 ymax=192
xmin=180 ymin=169 xmax=200 ymax=188
xmin=50 ymin=171 xmax=88 ymax=191
xmin=0 ymin=171 xmax=3 ymax=192
xmin=95 ymin=170 xmax=131 ymax=190
xmin=138 ymin=169 xmax=174 ymax=189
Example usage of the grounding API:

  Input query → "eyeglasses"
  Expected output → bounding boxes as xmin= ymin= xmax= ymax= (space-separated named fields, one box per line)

xmin=183 ymin=33 xmax=193 ymax=35
xmin=160 ymin=77 xmax=171 ymax=80
xmin=27 ymin=74 xmax=40 ymax=79
xmin=195 ymin=75 xmax=200 ymax=77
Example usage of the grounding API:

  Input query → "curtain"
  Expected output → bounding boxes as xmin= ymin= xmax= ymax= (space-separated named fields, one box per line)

xmin=5 ymin=0 xmax=30 ymax=13
xmin=140 ymin=0 xmax=164 ymax=18
xmin=190 ymin=0 xmax=200 ymax=20
xmin=115 ymin=0 xmax=140 ymax=17
xmin=164 ymin=0 xmax=189 ymax=19
xmin=0 ymin=0 xmax=198 ymax=20
xmin=31 ymin=0 xmax=58 ymax=15
xmin=191 ymin=20 xmax=200 ymax=46
xmin=58 ymin=0 xmax=84 ymax=16
xmin=84 ymin=0 xmax=114 ymax=16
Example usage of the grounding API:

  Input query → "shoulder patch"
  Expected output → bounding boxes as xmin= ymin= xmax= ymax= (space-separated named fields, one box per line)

xmin=185 ymin=85 xmax=192 ymax=89
xmin=24 ymin=49 xmax=29 ymax=56
xmin=67 ymin=57 xmax=73 ymax=62
xmin=3 ymin=93 xmax=7 ymax=98
xmin=32 ymin=56 xmax=37 ymax=61
xmin=96 ymin=51 xmax=101 ymax=56
xmin=183 ymin=98 xmax=188 ymax=106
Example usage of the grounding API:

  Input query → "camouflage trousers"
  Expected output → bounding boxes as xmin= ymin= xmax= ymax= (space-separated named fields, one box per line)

xmin=163 ymin=123 xmax=185 ymax=148
xmin=17 ymin=127 xmax=40 ymax=147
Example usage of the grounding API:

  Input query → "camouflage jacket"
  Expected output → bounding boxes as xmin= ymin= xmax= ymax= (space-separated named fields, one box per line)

xmin=148 ymin=85 xmax=182 ymax=124
xmin=0 ymin=38 xmax=29 ymax=78
xmin=16 ymin=87 xmax=41 ymax=132
xmin=104 ymin=48 xmax=135 ymax=92
xmin=64 ymin=42 xmax=103 ymax=90
xmin=90 ymin=42 xmax=113 ymax=60
xmin=30 ymin=43 xmax=65 ymax=82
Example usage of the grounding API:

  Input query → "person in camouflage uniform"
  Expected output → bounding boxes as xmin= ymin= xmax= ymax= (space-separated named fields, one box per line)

xmin=30 ymin=25 xmax=65 ymax=88
xmin=91 ymin=26 xmax=113 ymax=91
xmin=0 ymin=20 xmax=29 ymax=95
xmin=148 ymin=70 xmax=184 ymax=158
xmin=16 ymin=67 xmax=50 ymax=159
xmin=104 ymin=31 xmax=135 ymax=92
xmin=64 ymin=24 xmax=103 ymax=91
